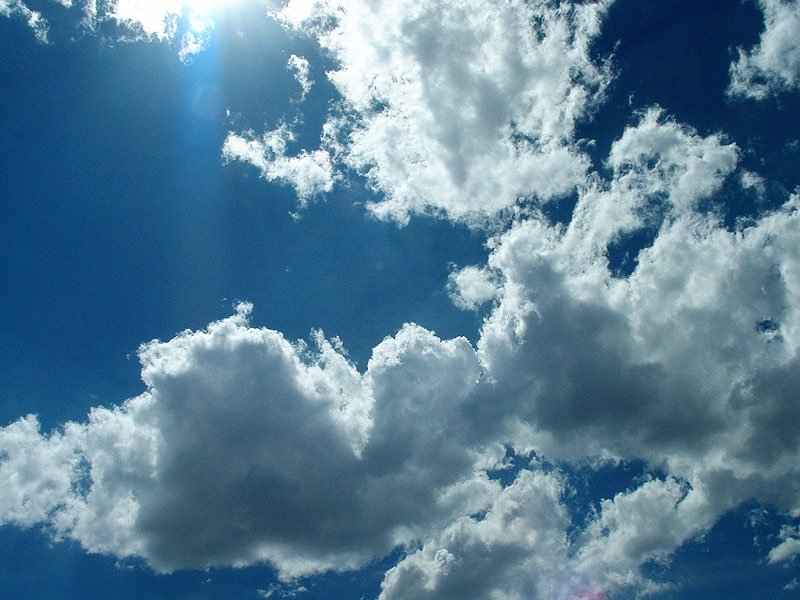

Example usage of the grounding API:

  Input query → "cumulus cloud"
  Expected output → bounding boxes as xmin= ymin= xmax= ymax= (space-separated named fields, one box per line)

xmin=1 ymin=0 xmax=250 ymax=58
xmin=378 ymin=470 xmax=576 ymax=600
xmin=267 ymin=0 xmax=613 ymax=223
xmin=728 ymin=0 xmax=800 ymax=99
xmin=458 ymin=112 xmax=800 ymax=594
xmin=4 ymin=110 xmax=800 ymax=598
xmin=479 ymin=110 xmax=800 ymax=473
xmin=223 ymin=124 xmax=338 ymax=205
xmin=101 ymin=0 xmax=225 ymax=59
xmin=5 ymin=1 xmax=800 ymax=596
xmin=447 ymin=265 xmax=499 ymax=311
xmin=0 ymin=304 xmax=502 ymax=579
xmin=576 ymin=478 xmax=713 ymax=591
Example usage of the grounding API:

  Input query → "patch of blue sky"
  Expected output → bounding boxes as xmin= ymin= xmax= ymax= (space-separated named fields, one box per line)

xmin=647 ymin=503 xmax=800 ymax=599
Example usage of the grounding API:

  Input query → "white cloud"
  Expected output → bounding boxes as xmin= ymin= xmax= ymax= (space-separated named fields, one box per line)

xmin=4 ymin=1 xmax=800 ymax=593
xmin=447 ymin=265 xmax=498 ymax=311
xmin=769 ymin=526 xmax=800 ymax=563
xmin=741 ymin=169 xmax=767 ymax=202
xmin=728 ymin=0 xmax=800 ymax=99
xmin=270 ymin=0 xmax=612 ymax=223
xmin=1 ymin=0 xmax=230 ymax=57
xmin=478 ymin=125 xmax=800 ymax=481
xmin=466 ymin=113 xmax=800 ymax=593
xmin=0 ymin=305 xmax=500 ymax=578
xmin=223 ymin=124 xmax=338 ymax=205
xmin=288 ymin=54 xmax=313 ymax=100
xmin=106 ymin=0 xmax=223 ymax=59
xmin=576 ymin=478 xmax=714 ymax=588
xmin=0 ymin=0 xmax=49 ymax=41
xmin=4 ymin=112 xmax=800 ymax=598
xmin=0 ymin=415 xmax=80 ymax=527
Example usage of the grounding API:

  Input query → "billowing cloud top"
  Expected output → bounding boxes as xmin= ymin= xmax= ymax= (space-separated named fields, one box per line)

xmin=2 ymin=1 xmax=800 ymax=599
xmin=261 ymin=0 xmax=613 ymax=223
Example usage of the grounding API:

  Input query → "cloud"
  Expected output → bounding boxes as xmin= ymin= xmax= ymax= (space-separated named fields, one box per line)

xmin=461 ymin=113 xmax=800 ymax=594
xmin=223 ymin=124 xmax=338 ymax=205
xmin=447 ymin=265 xmax=498 ymax=311
xmin=0 ymin=415 xmax=80 ymax=527
xmin=3 ymin=110 xmax=800 ymax=598
xmin=102 ymin=0 xmax=223 ymax=59
xmin=378 ymin=470 xmax=576 ymax=600
xmin=288 ymin=54 xmax=313 ymax=100
xmin=479 ymin=110 xmax=800 ymax=476
xmin=769 ymin=526 xmax=800 ymax=563
xmin=0 ymin=304 xmax=501 ymax=578
xmin=4 ymin=1 xmax=800 ymax=595
xmin=0 ymin=0 xmax=49 ymax=41
xmin=268 ymin=0 xmax=612 ymax=223
xmin=728 ymin=0 xmax=800 ymax=99
xmin=1 ymin=0 xmax=246 ymax=58
xmin=576 ymin=477 xmax=713 ymax=590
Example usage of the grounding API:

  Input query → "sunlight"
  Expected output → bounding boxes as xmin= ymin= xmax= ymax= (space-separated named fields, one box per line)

xmin=111 ymin=0 xmax=254 ymax=60
xmin=113 ymin=0 xmax=248 ymax=38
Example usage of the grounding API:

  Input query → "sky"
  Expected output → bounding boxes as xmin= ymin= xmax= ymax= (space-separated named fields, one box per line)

xmin=1 ymin=1 xmax=800 ymax=599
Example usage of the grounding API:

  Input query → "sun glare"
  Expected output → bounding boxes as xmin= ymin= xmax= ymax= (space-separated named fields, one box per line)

xmin=113 ymin=0 xmax=248 ymax=38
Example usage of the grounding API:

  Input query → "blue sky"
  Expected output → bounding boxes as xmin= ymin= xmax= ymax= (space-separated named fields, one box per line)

xmin=1 ymin=1 xmax=800 ymax=599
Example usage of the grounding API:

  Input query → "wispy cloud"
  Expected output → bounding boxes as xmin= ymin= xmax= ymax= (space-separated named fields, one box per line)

xmin=223 ymin=124 xmax=338 ymax=206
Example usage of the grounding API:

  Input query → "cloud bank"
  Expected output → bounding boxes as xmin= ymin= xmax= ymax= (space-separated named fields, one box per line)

xmin=4 ymin=108 xmax=800 ymax=597
xmin=4 ymin=1 xmax=800 ymax=598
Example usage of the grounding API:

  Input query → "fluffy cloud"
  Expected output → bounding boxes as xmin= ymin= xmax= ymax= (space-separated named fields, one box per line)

xmin=99 ymin=0 xmax=222 ymax=59
xmin=4 ymin=110 xmax=800 ymax=598
xmin=728 ymin=0 xmax=800 ymax=99
xmin=268 ymin=0 xmax=612 ymax=223
xmin=5 ymin=1 xmax=800 ymax=594
xmin=462 ymin=112 xmax=800 ymax=594
xmin=447 ymin=265 xmax=499 ymax=311
xmin=0 ymin=304 xmax=502 ymax=578
xmin=0 ymin=0 xmax=247 ymax=57
xmin=223 ymin=124 xmax=338 ymax=205
xmin=378 ymin=470 xmax=575 ymax=600
xmin=481 ymin=109 xmax=799 ymax=471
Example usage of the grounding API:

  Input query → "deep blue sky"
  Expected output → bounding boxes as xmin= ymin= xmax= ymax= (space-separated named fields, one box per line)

xmin=1 ymin=1 xmax=800 ymax=599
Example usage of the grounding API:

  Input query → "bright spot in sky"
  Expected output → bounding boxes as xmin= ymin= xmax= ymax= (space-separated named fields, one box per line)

xmin=113 ymin=0 xmax=243 ymax=38
xmin=111 ymin=0 xmax=252 ymax=60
